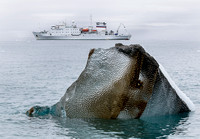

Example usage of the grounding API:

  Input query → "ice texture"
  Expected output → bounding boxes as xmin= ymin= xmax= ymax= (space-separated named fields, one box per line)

xmin=59 ymin=47 xmax=135 ymax=118
xmin=141 ymin=64 xmax=195 ymax=118
xmin=27 ymin=44 xmax=194 ymax=119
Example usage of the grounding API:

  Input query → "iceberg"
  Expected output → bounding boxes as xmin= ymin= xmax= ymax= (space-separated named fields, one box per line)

xmin=27 ymin=43 xmax=194 ymax=119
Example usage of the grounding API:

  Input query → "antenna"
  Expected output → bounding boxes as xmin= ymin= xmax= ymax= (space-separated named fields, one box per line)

xmin=90 ymin=14 xmax=93 ymax=27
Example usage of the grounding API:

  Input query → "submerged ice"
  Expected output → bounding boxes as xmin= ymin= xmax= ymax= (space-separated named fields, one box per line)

xmin=27 ymin=43 xmax=195 ymax=119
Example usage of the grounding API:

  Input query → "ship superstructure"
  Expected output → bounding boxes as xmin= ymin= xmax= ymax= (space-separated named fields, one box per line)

xmin=33 ymin=21 xmax=131 ymax=40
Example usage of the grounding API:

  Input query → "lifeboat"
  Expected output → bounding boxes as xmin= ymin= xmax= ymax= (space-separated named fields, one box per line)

xmin=82 ymin=28 xmax=89 ymax=32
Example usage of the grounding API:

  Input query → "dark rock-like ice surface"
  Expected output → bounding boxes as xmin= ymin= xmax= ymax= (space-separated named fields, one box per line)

xmin=27 ymin=44 xmax=195 ymax=119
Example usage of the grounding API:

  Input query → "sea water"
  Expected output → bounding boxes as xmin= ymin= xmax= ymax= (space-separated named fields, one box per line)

xmin=0 ymin=40 xmax=199 ymax=138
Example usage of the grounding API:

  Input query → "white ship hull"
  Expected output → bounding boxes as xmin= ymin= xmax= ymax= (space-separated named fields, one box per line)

xmin=33 ymin=32 xmax=131 ymax=40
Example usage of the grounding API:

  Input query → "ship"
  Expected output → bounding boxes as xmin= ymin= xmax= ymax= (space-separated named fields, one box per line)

xmin=33 ymin=21 xmax=131 ymax=40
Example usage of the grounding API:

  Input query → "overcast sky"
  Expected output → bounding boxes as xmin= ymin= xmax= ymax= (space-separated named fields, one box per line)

xmin=0 ymin=0 xmax=200 ymax=41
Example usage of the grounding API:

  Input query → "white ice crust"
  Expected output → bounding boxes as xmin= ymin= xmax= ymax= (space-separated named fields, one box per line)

xmin=159 ymin=64 xmax=195 ymax=111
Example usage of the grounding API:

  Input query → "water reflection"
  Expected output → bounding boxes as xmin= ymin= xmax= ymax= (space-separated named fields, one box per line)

xmin=53 ymin=112 xmax=190 ymax=138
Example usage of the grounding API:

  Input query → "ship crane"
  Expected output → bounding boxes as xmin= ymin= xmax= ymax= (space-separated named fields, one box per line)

xmin=116 ymin=23 xmax=128 ymax=35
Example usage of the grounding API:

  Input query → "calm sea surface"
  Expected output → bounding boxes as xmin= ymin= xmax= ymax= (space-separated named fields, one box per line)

xmin=0 ymin=40 xmax=200 ymax=138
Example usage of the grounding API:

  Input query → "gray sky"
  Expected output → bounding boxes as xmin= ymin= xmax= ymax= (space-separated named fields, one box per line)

xmin=0 ymin=0 xmax=200 ymax=41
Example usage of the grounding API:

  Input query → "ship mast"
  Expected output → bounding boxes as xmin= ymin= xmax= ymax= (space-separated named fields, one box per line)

xmin=90 ymin=15 xmax=93 ymax=27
